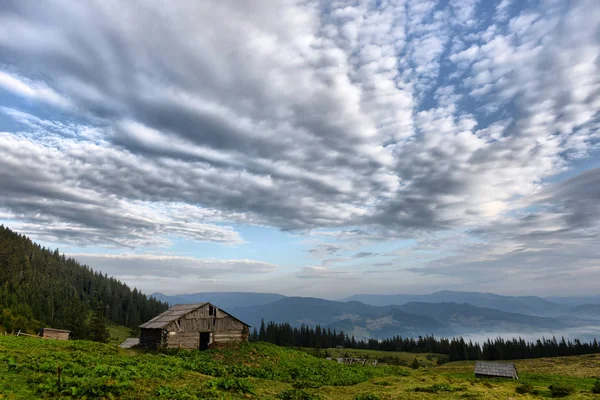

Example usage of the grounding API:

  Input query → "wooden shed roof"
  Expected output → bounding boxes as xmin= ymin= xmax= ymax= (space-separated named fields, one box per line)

xmin=474 ymin=361 xmax=518 ymax=378
xmin=42 ymin=328 xmax=71 ymax=333
xmin=139 ymin=302 xmax=250 ymax=329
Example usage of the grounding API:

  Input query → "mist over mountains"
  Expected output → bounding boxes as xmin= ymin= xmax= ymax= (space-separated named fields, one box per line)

xmin=153 ymin=290 xmax=600 ymax=341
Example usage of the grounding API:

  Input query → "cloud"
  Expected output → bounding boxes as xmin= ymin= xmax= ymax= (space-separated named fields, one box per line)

xmin=72 ymin=253 xmax=278 ymax=277
xmin=295 ymin=266 xmax=349 ymax=280
xmin=353 ymin=252 xmax=379 ymax=258
xmin=0 ymin=0 xmax=599 ymax=295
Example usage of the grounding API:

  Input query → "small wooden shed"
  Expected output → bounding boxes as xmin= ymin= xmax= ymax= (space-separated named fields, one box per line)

xmin=139 ymin=302 xmax=250 ymax=350
xmin=41 ymin=328 xmax=71 ymax=340
xmin=474 ymin=361 xmax=518 ymax=379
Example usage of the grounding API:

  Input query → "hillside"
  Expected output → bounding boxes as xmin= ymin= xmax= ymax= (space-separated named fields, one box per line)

xmin=1 ymin=336 xmax=599 ymax=399
xmin=0 ymin=226 xmax=167 ymax=337
xmin=231 ymin=297 xmax=569 ymax=339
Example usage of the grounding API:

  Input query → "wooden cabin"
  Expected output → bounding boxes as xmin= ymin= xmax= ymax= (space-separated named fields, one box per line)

xmin=41 ymin=328 xmax=71 ymax=340
xmin=138 ymin=302 xmax=250 ymax=350
xmin=474 ymin=361 xmax=518 ymax=379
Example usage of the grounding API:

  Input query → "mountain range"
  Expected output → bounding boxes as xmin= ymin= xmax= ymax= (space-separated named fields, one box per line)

xmin=154 ymin=290 xmax=600 ymax=340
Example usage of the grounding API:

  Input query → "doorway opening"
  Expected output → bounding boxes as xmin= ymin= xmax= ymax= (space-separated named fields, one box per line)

xmin=199 ymin=332 xmax=210 ymax=350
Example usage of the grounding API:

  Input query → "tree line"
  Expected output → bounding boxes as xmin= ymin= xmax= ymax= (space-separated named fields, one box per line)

xmin=0 ymin=225 xmax=168 ymax=340
xmin=251 ymin=320 xmax=600 ymax=361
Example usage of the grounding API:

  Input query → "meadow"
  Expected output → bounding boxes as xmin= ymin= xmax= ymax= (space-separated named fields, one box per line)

xmin=1 ymin=336 xmax=599 ymax=399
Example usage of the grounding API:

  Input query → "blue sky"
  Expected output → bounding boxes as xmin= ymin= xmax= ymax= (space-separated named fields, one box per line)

xmin=0 ymin=0 xmax=599 ymax=297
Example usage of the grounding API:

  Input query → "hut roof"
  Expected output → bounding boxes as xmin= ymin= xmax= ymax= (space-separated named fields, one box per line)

xmin=139 ymin=302 xmax=250 ymax=329
xmin=42 ymin=328 xmax=71 ymax=333
xmin=474 ymin=361 xmax=518 ymax=378
xmin=119 ymin=338 xmax=140 ymax=349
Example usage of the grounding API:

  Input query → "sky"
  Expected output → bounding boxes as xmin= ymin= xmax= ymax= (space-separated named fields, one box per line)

xmin=0 ymin=0 xmax=599 ymax=298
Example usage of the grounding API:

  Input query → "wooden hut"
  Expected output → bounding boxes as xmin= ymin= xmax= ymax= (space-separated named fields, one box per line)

xmin=474 ymin=361 xmax=518 ymax=379
xmin=41 ymin=328 xmax=71 ymax=340
xmin=139 ymin=302 xmax=250 ymax=350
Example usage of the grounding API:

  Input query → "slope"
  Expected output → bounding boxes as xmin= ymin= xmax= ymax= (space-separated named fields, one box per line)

xmin=0 ymin=225 xmax=167 ymax=337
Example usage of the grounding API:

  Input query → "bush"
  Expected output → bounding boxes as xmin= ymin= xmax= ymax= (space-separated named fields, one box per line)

xmin=354 ymin=394 xmax=381 ymax=400
xmin=205 ymin=377 xmax=255 ymax=395
xmin=548 ymin=384 xmax=575 ymax=398
xmin=515 ymin=383 xmax=535 ymax=394
xmin=278 ymin=388 xmax=320 ymax=400
xmin=592 ymin=380 xmax=600 ymax=394
xmin=410 ymin=358 xmax=420 ymax=369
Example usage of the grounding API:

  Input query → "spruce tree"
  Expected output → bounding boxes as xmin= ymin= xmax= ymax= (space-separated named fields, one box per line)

xmin=90 ymin=306 xmax=110 ymax=343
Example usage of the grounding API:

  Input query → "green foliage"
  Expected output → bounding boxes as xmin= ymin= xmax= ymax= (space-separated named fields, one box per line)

xmin=592 ymin=380 xmax=600 ymax=394
xmin=277 ymin=388 xmax=321 ymax=400
xmin=0 ymin=225 xmax=168 ymax=337
xmin=354 ymin=394 xmax=381 ymax=400
xmin=548 ymin=383 xmax=576 ymax=397
xmin=205 ymin=377 xmax=256 ymax=395
xmin=410 ymin=357 xmax=420 ymax=369
xmin=90 ymin=307 xmax=110 ymax=343
xmin=515 ymin=383 xmax=537 ymax=394
xmin=372 ymin=380 xmax=391 ymax=386
xmin=412 ymin=383 xmax=463 ymax=393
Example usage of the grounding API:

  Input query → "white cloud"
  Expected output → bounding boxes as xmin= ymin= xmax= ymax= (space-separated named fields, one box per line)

xmin=0 ymin=0 xmax=599 ymax=295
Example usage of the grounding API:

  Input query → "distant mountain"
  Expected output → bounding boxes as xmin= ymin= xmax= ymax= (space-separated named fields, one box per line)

xmin=566 ymin=304 xmax=600 ymax=320
xmin=546 ymin=296 xmax=600 ymax=306
xmin=343 ymin=291 xmax=566 ymax=316
xmin=151 ymin=292 xmax=285 ymax=310
xmin=230 ymin=297 xmax=569 ymax=339
xmin=396 ymin=302 xmax=568 ymax=332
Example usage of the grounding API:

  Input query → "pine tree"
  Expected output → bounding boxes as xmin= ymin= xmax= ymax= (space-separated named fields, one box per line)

xmin=259 ymin=319 xmax=266 ymax=341
xmin=90 ymin=306 xmax=110 ymax=343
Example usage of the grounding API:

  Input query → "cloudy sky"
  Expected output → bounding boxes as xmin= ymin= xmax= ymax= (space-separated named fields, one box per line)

xmin=1 ymin=0 xmax=599 ymax=298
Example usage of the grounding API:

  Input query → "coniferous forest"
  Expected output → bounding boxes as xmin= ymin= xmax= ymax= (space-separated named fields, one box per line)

xmin=0 ymin=226 xmax=168 ymax=338
xmin=251 ymin=320 xmax=600 ymax=362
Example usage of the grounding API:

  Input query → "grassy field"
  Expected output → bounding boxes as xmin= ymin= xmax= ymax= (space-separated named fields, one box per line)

xmin=299 ymin=347 xmax=443 ymax=367
xmin=107 ymin=325 xmax=133 ymax=346
xmin=0 ymin=336 xmax=599 ymax=399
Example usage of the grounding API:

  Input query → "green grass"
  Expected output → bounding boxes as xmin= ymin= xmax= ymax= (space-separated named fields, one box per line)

xmin=0 ymin=336 xmax=599 ymax=399
xmin=107 ymin=325 xmax=133 ymax=345
xmin=299 ymin=347 xmax=443 ymax=367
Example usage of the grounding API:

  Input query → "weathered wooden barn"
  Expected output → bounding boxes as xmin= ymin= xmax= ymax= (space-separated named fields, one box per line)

xmin=474 ymin=361 xmax=518 ymax=379
xmin=139 ymin=303 xmax=250 ymax=350
xmin=41 ymin=328 xmax=70 ymax=340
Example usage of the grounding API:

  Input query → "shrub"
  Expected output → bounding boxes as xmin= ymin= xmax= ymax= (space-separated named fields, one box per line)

xmin=515 ymin=383 xmax=535 ymax=394
xmin=592 ymin=380 xmax=600 ymax=394
xmin=354 ymin=394 xmax=381 ymax=400
xmin=548 ymin=384 xmax=575 ymax=398
xmin=278 ymin=388 xmax=320 ymax=400
xmin=410 ymin=358 xmax=420 ymax=369
xmin=205 ymin=377 xmax=255 ymax=395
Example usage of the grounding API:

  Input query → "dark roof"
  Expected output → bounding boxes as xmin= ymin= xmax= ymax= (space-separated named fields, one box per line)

xmin=139 ymin=302 xmax=250 ymax=329
xmin=474 ymin=361 xmax=518 ymax=378
xmin=42 ymin=328 xmax=71 ymax=333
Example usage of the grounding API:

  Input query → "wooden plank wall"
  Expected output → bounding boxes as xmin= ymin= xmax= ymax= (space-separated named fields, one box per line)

xmin=213 ymin=331 xmax=244 ymax=343
xmin=140 ymin=329 xmax=163 ymax=349
xmin=42 ymin=331 xmax=69 ymax=340
xmin=166 ymin=331 xmax=200 ymax=349
xmin=164 ymin=304 xmax=245 ymax=333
